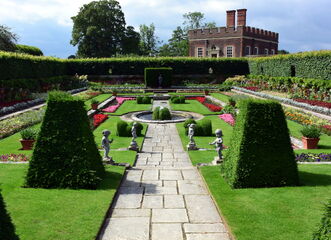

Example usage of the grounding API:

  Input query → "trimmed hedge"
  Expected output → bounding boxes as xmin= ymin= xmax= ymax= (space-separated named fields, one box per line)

xmin=152 ymin=107 xmax=160 ymax=120
xmin=25 ymin=91 xmax=105 ymax=189
xmin=184 ymin=118 xmax=212 ymax=136
xmin=116 ymin=120 xmax=143 ymax=137
xmin=0 ymin=51 xmax=66 ymax=80
xmin=248 ymin=50 xmax=331 ymax=80
xmin=15 ymin=44 xmax=43 ymax=56
xmin=145 ymin=67 xmax=172 ymax=88
xmin=171 ymin=95 xmax=185 ymax=104
xmin=312 ymin=199 xmax=331 ymax=240
xmin=152 ymin=107 xmax=171 ymax=120
xmin=221 ymin=99 xmax=299 ymax=188
xmin=0 ymin=191 xmax=19 ymax=240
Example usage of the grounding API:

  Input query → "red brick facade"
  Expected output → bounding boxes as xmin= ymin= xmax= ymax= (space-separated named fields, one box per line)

xmin=188 ymin=9 xmax=279 ymax=58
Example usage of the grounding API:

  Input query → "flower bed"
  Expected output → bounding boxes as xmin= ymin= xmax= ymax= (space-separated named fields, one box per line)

xmin=93 ymin=114 xmax=108 ymax=128
xmin=219 ymin=114 xmax=235 ymax=126
xmin=0 ymin=99 xmax=33 ymax=108
xmin=243 ymin=86 xmax=260 ymax=92
xmin=187 ymin=97 xmax=222 ymax=112
xmin=102 ymin=97 xmax=135 ymax=113
xmin=293 ymin=98 xmax=331 ymax=109
xmin=295 ymin=153 xmax=331 ymax=162
xmin=0 ymin=154 xmax=30 ymax=162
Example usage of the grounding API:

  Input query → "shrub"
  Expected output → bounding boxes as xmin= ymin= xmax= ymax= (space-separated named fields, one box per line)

xmin=221 ymin=99 xmax=299 ymax=188
xmin=137 ymin=96 xmax=143 ymax=104
xmin=0 ymin=191 xmax=19 ymax=240
xmin=20 ymin=128 xmax=38 ymax=140
xmin=301 ymin=125 xmax=322 ymax=138
xmin=25 ymin=91 xmax=105 ymax=189
xmin=15 ymin=44 xmax=43 ymax=56
xmin=184 ymin=118 xmax=213 ymax=136
xmin=144 ymin=67 xmax=173 ymax=88
xmin=152 ymin=107 xmax=160 ymax=120
xmin=116 ymin=120 xmax=143 ymax=137
xmin=312 ymin=199 xmax=331 ymax=240
xmin=159 ymin=107 xmax=171 ymax=120
xmin=142 ymin=96 xmax=151 ymax=104
xmin=171 ymin=96 xmax=185 ymax=104
xmin=221 ymin=105 xmax=237 ymax=116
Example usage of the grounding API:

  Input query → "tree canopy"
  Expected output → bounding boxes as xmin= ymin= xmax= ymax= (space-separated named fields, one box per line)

xmin=0 ymin=25 xmax=18 ymax=52
xmin=139 ymin=23 xmax=159 ymax=56
xmin=71 ymin=0 xmax=127 ymax=57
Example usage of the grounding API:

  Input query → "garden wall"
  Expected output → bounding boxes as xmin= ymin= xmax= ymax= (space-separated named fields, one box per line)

xmin=248 ymin=50 xmax=331 ymax=80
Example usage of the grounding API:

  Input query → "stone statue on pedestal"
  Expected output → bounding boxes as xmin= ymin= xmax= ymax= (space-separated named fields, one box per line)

xmin=129 ymin=122 xmax=139 ymax=152
xmin=102 ymin=129 xmax=113 ymax=163
xmin=209 ymin=129 xmax=224 ymax=164
xmin=187 ymin=123 xmax=198 ymax=150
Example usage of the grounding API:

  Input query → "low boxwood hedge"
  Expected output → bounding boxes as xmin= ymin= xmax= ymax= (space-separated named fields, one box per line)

xmin=116 ymin=120 xmax=143 ymax=137
xmin=184 ymin=118 xmax=212 ymax=136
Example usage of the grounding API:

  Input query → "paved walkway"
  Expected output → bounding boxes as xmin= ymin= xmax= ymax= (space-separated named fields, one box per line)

xmin=100 ymin=124 xmax=231 ymax=240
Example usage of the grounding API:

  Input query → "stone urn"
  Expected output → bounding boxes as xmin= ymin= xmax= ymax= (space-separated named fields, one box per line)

xmin=302 ymin=137 xmax=320 ymax=149
xmin=20 ymin=139 xmax=35 ymax=150
xmin=204 ymin=90 xmax=210 ymax=95
xmin=91 ymin=103 xmax=98 ymax=110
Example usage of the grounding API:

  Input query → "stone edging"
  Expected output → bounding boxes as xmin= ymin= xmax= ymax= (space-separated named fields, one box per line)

xmin=130 ymin=111 xmax=204 ymax=124
xmin=297 ymin=162 xmax=331 ymax=164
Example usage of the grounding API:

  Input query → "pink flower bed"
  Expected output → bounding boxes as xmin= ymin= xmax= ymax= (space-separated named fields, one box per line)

xmin=219 ymin=114 xmax=235 ymax=126
xmin=103 ymin=97 xmax=135 ymax=113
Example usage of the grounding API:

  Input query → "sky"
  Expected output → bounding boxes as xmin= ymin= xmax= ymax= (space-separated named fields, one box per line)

xmin=1 ymin=0 xmax=330 ymax=58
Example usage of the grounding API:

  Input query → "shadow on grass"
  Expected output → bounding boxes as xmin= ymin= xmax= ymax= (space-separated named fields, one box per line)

xmin=299 ymin=171 xmax=331 ymax=186
xmin=98 ymin=170 xmax=123 ymax=190
xmin=318 ymin=144 xmax=331 ymax=150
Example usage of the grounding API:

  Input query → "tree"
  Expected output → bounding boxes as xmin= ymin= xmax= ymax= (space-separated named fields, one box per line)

xmin=0 ymin=25 xmax=18 ymax=51
xmin=139 ymin=23 xmax=159 ymax=56
xmin=121 ymin=26 xmax=140 ymax=55
xmin=70 ymin=0 xmax=126 ymax=57
xmin=159 ymin=12 xmax=216 ymax=57
xmin=278 ymin=49 xmax=289 ymax=54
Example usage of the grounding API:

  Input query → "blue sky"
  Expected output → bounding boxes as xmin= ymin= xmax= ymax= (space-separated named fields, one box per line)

xmin=1 ymin=0 xmax=330 ymax=58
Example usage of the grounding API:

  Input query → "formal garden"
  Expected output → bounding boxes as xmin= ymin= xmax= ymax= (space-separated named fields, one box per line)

xmin=0 ymin=50 xmax=330 ymax=240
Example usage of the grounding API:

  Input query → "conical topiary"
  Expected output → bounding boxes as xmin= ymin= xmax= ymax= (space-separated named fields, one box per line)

xmin=0 ymin=191 xmax=19 ymax=240
xmin=26 ymin=91 xmax=105 ymax=189
xmin=312 ymin=200 xmax=330 ymax=240
xmin=221 ymin=99 xmax=299 ymax=188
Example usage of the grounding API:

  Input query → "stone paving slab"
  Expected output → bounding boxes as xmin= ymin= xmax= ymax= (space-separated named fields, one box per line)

xmin=100 ymin=123 xmax=230 ymax=240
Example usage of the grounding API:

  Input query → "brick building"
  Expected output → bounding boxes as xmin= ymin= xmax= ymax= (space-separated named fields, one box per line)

xmin=188 ymin=9 xmax=279 ymax=58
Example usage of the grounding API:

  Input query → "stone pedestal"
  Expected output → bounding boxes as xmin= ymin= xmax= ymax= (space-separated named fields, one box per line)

xmin=212 ymin=156 xmax=223 ymax=165
xmin=187 ymin=142 xmax=198 ymax=151
xmin=129 ymin=140 xmax=139 ymax=152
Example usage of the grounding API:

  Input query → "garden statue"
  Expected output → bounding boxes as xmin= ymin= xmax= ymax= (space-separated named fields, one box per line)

xmin=209 ymin=129 xmax=224 ymax=164
xmin=101 ymin=129 xmax=114 ymax=163
xmin=187 ymin=123 xmax=198 ymax=150
xmin=129 ymin=122 xmax=139 ymax=151
xmin=158 ymin=74 xmax=163 ymax=88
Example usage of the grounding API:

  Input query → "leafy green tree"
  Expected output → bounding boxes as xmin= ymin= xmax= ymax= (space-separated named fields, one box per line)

xmin=159 ymin=12 xmax=215 ymax=56
xmin=0 ymin=25 xmax=18 ymax=51
xmin=70 ymin=0 xmax=126 ymax=57
xmin=139 ymin=23 xmax=159 ymax=56
xmin=122 ymin=26 xmax=140 ymax=55
xmin=278 ymin=49 xmax=289 ymax=54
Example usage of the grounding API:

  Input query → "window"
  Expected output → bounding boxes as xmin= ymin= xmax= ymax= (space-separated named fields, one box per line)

xmin=254 ymin=47 xmax=259 ymax=55
xmin=197 ymin=47 xmax=203 ymax=57
xmin=226 ymin=46 xmax=233 ymax=57
xmin=271 ymin=49 xmax=275 ymax=55
xmin=245 ymin=46 xmax=251 ymax=56
xmin=264 ymin=48 xmax=269 ymax=55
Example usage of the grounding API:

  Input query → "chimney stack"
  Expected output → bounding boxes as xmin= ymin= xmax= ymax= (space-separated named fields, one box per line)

xmin=237 ymin=9 xmax=247 ymax=26
xmin=226 ymin=10 xmax=236 ymax=28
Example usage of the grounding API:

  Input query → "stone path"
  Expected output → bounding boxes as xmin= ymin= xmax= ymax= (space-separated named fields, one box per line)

xmin=99 ymin=124 xmax=231 ymax=240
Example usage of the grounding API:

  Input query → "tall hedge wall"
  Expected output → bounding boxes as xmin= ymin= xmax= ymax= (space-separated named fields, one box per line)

xmin=248 ymin=50 xmax=331 ymax=80
xmin=0 ymin=51 xmax=66 ymax=80
xmin=15 ymin=44 xmax=43 ymax=56
xmin=66 ymin=57 xmax=249 ymax=75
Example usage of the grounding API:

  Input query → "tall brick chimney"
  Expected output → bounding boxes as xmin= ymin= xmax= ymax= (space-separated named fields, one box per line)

xmin=226 ymin=10 xmax=236 ymax=28
xmin=237 ymin=9 xmax=247 ymax=26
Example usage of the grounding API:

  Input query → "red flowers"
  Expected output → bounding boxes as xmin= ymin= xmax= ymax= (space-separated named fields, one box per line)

xmin=187 ymin=97 xmax=222 ymax=112
xmin=93 ymin=114 xmax=108 ymax=128
xmin=293 ymin=98 xmax=331 ymax=109
xmin=243 ymin=86 xmax=260 ymax=91
xmin=0 ymin=99 xmax=32 ymax=108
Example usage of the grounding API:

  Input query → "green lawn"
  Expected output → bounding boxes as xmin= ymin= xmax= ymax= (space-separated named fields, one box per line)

xmin=107 ymin=100 xmax=152 ymax=116
xmin=170 ymin=100 xmax=221 ymax=115
xmin=169 ymin=92 xmax=204 ymax=95
xmin=84 ymin=94 xmax=112 ymax=110
xmin=0 ymin=151 xmax=135 ymax=240
xmin=200 ymin=164 xmax=331 ymax=240
xmin=210 ymin=92 xmax=230 ymax=103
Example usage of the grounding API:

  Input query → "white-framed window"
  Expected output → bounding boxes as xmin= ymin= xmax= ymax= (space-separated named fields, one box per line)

xmin=197 ymin=47 xmax=204 ymax=57
xmin=245 ymin=46 xmax=251 ymax=56
xmin=254 ymin=47 xmax=259 ymax=55
xmin=271 ymin=49 xmax=275 ymax=55
xmin=226 ymin=46 xmax=233 ymax=57
xmin=264 ymin=48 xmax=269 ymax=55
